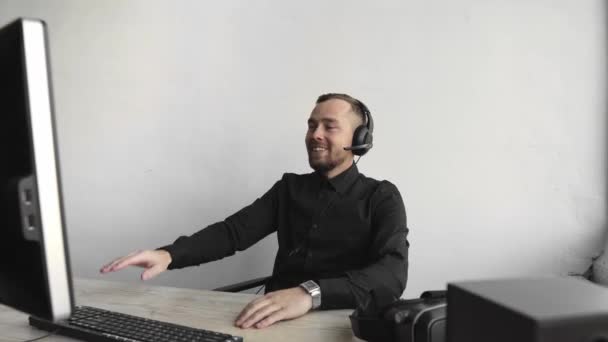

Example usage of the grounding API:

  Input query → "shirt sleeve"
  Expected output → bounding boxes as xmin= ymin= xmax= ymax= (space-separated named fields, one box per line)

xmin=159 ymin=179 xmax=282 ymax=269
xmin=318 ymin=181 xmax=409 ymax=309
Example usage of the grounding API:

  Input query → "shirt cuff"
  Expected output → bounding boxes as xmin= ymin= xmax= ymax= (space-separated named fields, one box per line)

xmin=318 ymin=277 xmax=355 ymax=310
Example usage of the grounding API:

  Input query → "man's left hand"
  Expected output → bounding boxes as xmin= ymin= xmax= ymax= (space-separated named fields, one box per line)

xmin=235 ymin=287 xmax=313 ymax=329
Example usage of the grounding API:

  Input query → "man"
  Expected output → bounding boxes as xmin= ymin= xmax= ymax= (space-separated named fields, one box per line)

xmin=100 ymin=93 xmax=408 ymax=329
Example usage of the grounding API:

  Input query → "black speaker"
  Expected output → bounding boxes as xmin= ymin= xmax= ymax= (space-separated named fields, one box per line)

xmin=447 ymin=277 xmax=608 ymax=342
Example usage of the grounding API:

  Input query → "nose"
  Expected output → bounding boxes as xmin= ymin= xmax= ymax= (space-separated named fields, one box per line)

xmin=311 ymin=126 xmax=324 ymax=141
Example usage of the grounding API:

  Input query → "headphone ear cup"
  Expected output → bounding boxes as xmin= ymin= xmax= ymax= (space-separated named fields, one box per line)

xmin=364 ymin=128 xmax=373 ymax=145
xmin=351 ymin=125 xmax=370 ymax=156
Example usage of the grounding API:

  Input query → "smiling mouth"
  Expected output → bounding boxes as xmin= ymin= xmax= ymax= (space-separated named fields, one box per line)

xmin=309 ymin=145 xmax=329 ymax=156
xmin=311 ymin=147 xmax=327 ymax=152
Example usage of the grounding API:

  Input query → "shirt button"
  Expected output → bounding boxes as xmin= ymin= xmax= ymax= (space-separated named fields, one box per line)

xmin=312 ymin=223 xmax=318 ymax=229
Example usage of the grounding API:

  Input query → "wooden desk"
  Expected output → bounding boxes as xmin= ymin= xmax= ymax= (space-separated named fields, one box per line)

xmin=0 ymin=278 xmax=363 ymax=342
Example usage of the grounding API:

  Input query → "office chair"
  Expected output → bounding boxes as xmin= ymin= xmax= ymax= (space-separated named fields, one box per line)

xmin=213 ymin=276 xmax=271 ymax=293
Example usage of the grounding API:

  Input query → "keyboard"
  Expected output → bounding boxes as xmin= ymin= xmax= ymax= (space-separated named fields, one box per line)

xmin=29 ymin=305 xmax=243 ymax=342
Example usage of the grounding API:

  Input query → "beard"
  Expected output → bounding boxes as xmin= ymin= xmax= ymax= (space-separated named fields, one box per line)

xmin=308 ymin=150 xmax=348 ymax=173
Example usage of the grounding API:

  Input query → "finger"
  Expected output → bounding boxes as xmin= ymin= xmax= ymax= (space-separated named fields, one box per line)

xmin=240 ymin=304 xmax=281 ymax=329
xmin=235 ymin=298 xmax=271 ymax=326
xmin=235 ymin=296 xmax=267 ymax=322
xmin=100 ymin=257 xmax=127 ymax=273
xmin=255 ymin=309 xmax=286 ymax=329
xmin=100 ymin=256 xmax=127 ymax=273
xmin=111 ymin=252 xmax=149 ymax=272
xmin=141 ymin=264 xmax=165 ymax=281
xmin=100 ymin=251 xmax=140 ymax=273
xmin=105 ymin=251 xmax=146 ymax=273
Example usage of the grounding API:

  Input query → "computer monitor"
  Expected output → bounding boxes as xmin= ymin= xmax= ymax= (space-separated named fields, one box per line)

xmin=0 ymin=17 xmax=74 ymax=321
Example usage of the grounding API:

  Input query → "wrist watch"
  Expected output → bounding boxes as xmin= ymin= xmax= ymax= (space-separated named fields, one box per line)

xmin=299 ymin=280 xmax=322 ymax=310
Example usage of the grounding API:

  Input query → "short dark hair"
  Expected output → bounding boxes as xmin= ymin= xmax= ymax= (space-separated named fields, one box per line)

xmin=316 ymin=93 xmax=366 ymax=125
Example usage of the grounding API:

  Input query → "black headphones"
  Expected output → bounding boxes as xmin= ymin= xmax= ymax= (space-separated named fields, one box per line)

xmin=344 ymin=99 xmax=374 ymax=156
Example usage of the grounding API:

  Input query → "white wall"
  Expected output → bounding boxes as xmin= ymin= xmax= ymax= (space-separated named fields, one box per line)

xmin=1 ymin=0 xmax=606 ymax=298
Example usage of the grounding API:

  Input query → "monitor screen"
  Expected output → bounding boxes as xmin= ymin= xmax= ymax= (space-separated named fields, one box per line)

xmin=0 ymin=17 xmax=74 ymax=321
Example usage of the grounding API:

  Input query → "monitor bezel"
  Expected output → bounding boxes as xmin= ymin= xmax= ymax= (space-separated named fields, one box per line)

xmin=20 ymin=17 xmax=74 ymax=321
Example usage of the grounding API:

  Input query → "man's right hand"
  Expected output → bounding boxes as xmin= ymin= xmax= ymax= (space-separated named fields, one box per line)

xmin=99 ymin=249 xmax=172 ymax=281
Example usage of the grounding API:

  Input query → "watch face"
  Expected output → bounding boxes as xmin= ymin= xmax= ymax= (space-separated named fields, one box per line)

xmin=302 ymin=281 xmax=316 ymax=291
xmin=300 ymin=281 xmax=321 ymax=309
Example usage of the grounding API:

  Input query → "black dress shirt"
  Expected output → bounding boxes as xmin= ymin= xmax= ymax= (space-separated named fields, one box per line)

xmin=161 ymin=163 xmax=409 ymax=309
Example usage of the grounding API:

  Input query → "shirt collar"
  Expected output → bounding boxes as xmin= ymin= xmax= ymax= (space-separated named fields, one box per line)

xmin=322 ymin=162 xmax=360 ymax=194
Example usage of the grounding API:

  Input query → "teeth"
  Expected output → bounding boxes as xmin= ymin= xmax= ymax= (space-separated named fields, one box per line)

xmin=312 ymin=147 xmax=327 ymax=151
